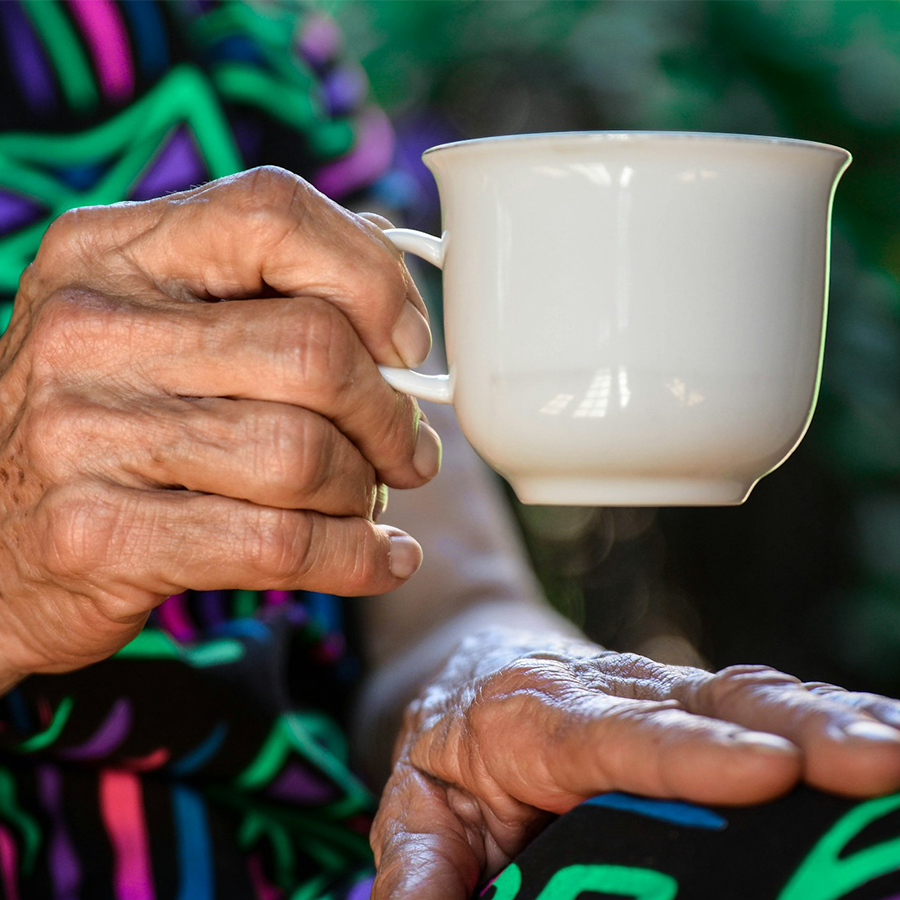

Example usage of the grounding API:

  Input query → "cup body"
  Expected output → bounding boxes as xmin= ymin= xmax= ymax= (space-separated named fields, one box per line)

xmin=423 ymin=132 xmax=850 ymax=505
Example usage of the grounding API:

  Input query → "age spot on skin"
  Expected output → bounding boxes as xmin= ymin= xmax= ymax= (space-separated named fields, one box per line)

xmin=0 ymin=469 xmax=7 ymax=484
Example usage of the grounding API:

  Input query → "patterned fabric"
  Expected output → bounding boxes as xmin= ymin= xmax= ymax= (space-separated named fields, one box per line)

xmin=0 ymin=1 xmax=389 ymax=896
xmin=485 ymin=787 xmax=900 ymax=900
xmin=0 ymin=0 xmax=396 ymax=310
xmin=0 ymin=591 xmax=375 ymax=899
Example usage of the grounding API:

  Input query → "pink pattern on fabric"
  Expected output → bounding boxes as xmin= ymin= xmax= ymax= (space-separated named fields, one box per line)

xmin=99 ymin=770 xmax=156 ymax=900
xmin=263 ymin=590 xmax=292 ymax=606
xmin=157 ymin=593 xmax=196 ymax=643
xmin=38 ymin=697 xmax=53 ymax=729
xmin=0 ymin=826 xmax=19 ymax=900
xmin=67 ymin=0 xmax=134 ymax=102
xmin=313 ymin=108 xmax=395 ymax=199
xmin=246 ymin=852 xmax=285 ymax=900
xmin=297 ymin=13 xmax=341 ymax=68
xmin=122 ymin=747 xmax=171 ymax=772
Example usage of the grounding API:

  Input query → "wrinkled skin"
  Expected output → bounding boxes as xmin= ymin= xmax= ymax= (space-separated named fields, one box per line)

xmin=371 ymin=633 xmax=900 ymax=900
xmin=0 ymin=166 xmax=439 ymax=684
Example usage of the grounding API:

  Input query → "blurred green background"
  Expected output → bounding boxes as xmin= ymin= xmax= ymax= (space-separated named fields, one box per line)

xmin=327 ymin=0 xmax=900 ymax=694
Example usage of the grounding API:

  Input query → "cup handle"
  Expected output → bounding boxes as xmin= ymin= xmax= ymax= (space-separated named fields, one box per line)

xmin=379 ymin=228 xmax=453 ymax=405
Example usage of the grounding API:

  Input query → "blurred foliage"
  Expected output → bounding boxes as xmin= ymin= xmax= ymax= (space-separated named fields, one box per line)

xmin=328 ymin=0 xmax=900 ymax=692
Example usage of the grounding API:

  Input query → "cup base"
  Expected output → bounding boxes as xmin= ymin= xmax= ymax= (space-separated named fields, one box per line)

xmin=509 ymin=476 xmax=754 ymax=507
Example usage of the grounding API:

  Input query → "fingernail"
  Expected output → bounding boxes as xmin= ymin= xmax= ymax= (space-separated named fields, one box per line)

xmin=392 ymin=301 xmax=432 ymax=367
xmin=732 ymin=732 xmax=796 ymax=753
xmin=413 ymin=422 xmax=442 ymax=480
xmin=389 ymin=533 xmax=423 ymax=580
xmin=843 ymin=721 xmax=900 ymax=743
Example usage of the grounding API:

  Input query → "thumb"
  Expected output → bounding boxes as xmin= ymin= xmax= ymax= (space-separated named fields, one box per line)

xmin=371 ymin=767 xmax=482 ymax=900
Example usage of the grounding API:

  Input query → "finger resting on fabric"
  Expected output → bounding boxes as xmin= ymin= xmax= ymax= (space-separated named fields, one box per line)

xmin=570 ymin=700 xmax=800 ymax=808
xmin=466 ymin=691 xmax=801 ymax=813
xmin=805 ymin=683 xmax=900 ymax=729
xmin=677 ymin=666 xmax=900 ymax=796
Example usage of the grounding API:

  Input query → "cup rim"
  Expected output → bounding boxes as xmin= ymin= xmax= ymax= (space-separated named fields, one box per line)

xmin=422 ymin=130 xmax=851 ymax=161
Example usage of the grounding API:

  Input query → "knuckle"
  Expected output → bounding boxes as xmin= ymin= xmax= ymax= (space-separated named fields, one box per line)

xmin=34 ymin=209 xmax=82 ymax=268
xmin=369 ymin=256 xmax=410 ymax=305
xmin=25 ymin=393 xmax=88 ymax=480
xmin=267 ymin=413 xmax=331 ymax=499
xmin=28 ymin=289 xmax=115 ymax=377
xmin=478 ymin=657 xmax=561 ymax=707
xmin=704 ymin=664 xmax=800 ymax=710
xmin=229 ymin=166 xmax=312 ymax=243
xmin=292 ymin=299 xmax=356 ymax=392
xmin=40 ymin=484 xmax=116 ymax=578
xmin=273 ymin=416 xmax=373 ymax=514
xmin=381 ymin=394 xmax=420 ymax=458
xmin=30 ymin=207 xmax=104 ymax=284
xmin=243 ymin=164 xmax=303 ymax=198
xmin=251 ymin=508 xmax=314 ymax=582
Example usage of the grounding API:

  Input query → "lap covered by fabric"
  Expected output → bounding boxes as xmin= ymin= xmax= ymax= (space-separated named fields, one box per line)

xmin=483 ymin=787 xmax=900 ymax=900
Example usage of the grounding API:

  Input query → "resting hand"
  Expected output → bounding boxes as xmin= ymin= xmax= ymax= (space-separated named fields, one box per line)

xmin=371 ymin=634 xmax=900 ymax=900
xmin=0 ymin=166 xmax=439 ymax=685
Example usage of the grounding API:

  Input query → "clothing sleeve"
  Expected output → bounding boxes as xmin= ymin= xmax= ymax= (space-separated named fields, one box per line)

xmin=0 ymin=0 xmax=397 ymax=311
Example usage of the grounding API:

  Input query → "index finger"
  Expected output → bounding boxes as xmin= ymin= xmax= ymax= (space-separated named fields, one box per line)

xmin=672 ymin=665 xmax=900 ymax=796
xmin=50 ymin=168 xmax=432 ymax=368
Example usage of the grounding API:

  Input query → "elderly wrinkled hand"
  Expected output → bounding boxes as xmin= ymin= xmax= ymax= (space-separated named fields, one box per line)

xmin=370 ymin=635 xmax=900 ymax=900
xmin=0 ymin=166 xmax=440 ymax=684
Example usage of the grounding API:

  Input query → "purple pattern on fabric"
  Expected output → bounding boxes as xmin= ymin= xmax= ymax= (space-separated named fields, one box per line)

xmin=157 ymin=591 xmax=196 ymax=643
xmin=60 ymin=697 xmax=132 ymax=761
xmin=0 ymin=2 xmax=57 ymax=113
xmin=313 ymin=109 xmax=395 ymax=200
xmin=323 ymin=66 xmax=368 ymax=117
xmin=312 ymin=632 xmax=345 ymax=665
xmin=37 ymin=765 xmax=82 ymax=895
xmin=130 ymin=127 xmax=207 ymax=200
xmin=297 ymin=14 xmax=341 ymax=69
xmin=0 ymin=191 xmax=43 ymax=235
xmin=267 ymin=761 xmax=337 ymax=804
xmin=347 ymin=875 xmax=374 ymax=900
xmin=230 ymin=114 xmax=262 ymax=166
xmin=263 ymin=590 xmax=292 ymax=607
xmin=391 ymin=114 xmax=460 ymax=225
xmin=197 ymin=590 xmax=228 ymax=629
xmin=283 ymin=602 xmax=309 ymax=627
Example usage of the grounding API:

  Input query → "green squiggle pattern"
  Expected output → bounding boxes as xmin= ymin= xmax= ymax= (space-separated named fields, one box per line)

xmin=777 ymin=791 xmax=900 ymax=900
xmin=0 ymin=769 xmax=40 ymax=873
xmin=537 ymin=865 xmax=679 ymax=900
xmin=490 ymin=864 xmax=523 ymax=900
xmin=0 ymin=65 xmax=241 ymax=295
xmin=489 ymin=862 xmax=679 ymax=900
xmin=18 ymin=696 xmax=73 ymax=753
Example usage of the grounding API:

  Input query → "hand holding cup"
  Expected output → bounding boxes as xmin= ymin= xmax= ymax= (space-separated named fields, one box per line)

xmin=0 ymin=166 xmax=440 ymax=684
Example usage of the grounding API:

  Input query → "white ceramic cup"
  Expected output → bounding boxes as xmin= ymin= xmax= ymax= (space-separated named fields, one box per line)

xmin=379 ymin=132 xmax=851 ymax=506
